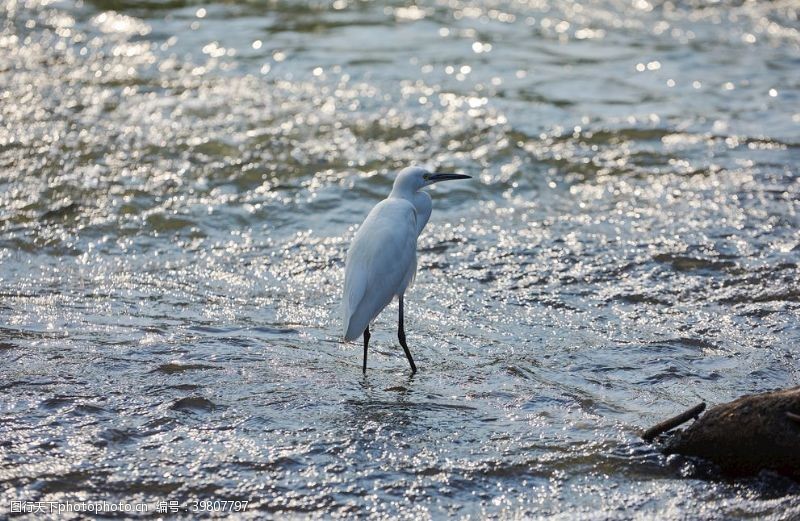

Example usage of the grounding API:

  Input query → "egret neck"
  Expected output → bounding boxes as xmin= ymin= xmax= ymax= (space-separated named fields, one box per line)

xmin=390 ymin=183 xmax=432 ymax=238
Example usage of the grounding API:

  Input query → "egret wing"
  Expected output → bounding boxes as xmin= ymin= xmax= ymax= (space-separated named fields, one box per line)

xmin=342 ymin=199 xmax=417 ymax=340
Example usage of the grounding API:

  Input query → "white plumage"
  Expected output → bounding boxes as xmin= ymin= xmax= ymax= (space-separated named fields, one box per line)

xmin=340 ymin=166 xmax=470 ymax=373
xmin=342 ymin=198 xmax=418 ymax=340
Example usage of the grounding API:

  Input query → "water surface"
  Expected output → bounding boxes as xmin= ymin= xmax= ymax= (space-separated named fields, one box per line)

xmin=1 ymin=0 xmax=799 ymax=518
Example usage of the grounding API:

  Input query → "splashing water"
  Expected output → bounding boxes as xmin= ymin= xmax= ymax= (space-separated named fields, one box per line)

xmin=1 ymin=0 xmax=799 ymax=518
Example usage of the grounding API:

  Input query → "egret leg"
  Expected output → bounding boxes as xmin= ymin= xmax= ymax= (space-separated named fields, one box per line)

xmin=363 ymin=326 xmax=370 ymax=374
xmin=398 ymin=295 xmax=417 ymax=373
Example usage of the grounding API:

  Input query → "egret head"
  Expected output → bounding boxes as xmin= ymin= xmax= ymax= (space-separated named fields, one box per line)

xmin=391 ymin=166 xmax=471 ymax=195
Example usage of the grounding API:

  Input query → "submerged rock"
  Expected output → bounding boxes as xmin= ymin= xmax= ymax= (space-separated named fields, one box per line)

xmin=658 ymin=387 xmax=800 ymax=478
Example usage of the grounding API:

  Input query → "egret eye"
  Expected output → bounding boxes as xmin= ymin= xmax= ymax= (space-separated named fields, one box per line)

xmin=423 ymin=174 xmax=429 ymax=180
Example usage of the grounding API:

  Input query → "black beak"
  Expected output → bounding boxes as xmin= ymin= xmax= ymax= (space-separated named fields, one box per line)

xmin=428 ymin=173 xmax=471 ymax=183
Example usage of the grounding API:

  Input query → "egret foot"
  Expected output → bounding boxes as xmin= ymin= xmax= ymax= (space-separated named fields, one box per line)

xmin=398 ymin=295 xmax=417 ymax=373
xmin=362 ymin=326 xmax=370 ymax=374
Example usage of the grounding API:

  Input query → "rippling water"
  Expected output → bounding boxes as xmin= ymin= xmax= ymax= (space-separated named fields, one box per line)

xmin=1 ymin=0 xmax=799 ymax=518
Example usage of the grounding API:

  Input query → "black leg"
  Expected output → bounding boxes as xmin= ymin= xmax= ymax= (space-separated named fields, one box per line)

xmin=363 ymin=326 xmax=370 ymax=374
xmin=398 ymin=295 xmax=417 ymax=373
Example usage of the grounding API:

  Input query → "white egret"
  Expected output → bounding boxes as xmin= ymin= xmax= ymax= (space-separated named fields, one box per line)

xmin=341 ymin=166 xmax=471 ymax=373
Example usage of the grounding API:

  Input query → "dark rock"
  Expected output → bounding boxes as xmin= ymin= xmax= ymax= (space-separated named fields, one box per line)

xmin=171 ymin=396 xmax=216 ymax=412
xmin=41 ymin=201 xmax=80 ymax=221
xmin=662 ymin=387 xmax=800 ymax=478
